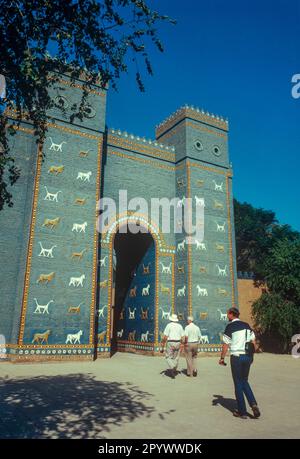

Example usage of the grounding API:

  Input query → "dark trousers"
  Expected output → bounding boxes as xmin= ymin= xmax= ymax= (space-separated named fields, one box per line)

xmin=230 ymin=355 xmax=257 ymax=415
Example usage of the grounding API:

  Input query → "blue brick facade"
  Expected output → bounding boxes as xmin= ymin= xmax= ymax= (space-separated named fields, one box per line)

xmin=0 ymin=76 xmax=238 ymax=361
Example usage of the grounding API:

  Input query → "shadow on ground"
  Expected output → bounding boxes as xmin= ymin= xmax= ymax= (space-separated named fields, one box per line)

xmin=159 ymin=369 xmax=182 ymax=379
xmin=0 ymin=374 xmax=164 ymax=439
xmin=212 ymin=394 xmax=237 ymax=413
xmin=212 ymin=395 xmax=256 ymax=419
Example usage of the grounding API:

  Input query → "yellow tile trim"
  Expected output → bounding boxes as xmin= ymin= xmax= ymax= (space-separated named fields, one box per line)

xmin=108 ymin=135 xmax=175 ymax=161
xmin=158 ymin=119 xmax=227 ymax=141
xmin=188 ymin=160 xmax=232 ymax=177
xmin=18 ymin=143 xmax=43 ymax=344
xmin=109 ymin=149 xmax=232 ymax=179
xmin=101 ymin=210 xmax=169 ymax=249
xmin=109 ymin=149 xmax=175 ymax=170
xmin=47 ymin=122 xmax=101 ymax=140
xmin=8 ymin=125 xmax=34 ymax=135
xmin=187 ymin=163 xmax=192 ymax=316
xmin=49 ymin=76 xmax=106 ymax=97
xmin=6 ymin=111 xmax=103 ymax=141
xmin=89 ymin=139 xmax=103 ymax=343
xmin=185 ymin=121 xmax=227 ymax=139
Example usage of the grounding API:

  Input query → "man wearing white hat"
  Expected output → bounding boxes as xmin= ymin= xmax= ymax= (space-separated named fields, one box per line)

xmin=161 ymin=313 xmax=185 ymax=379
xmin=184 ymin=316 xmax=202 ymax=377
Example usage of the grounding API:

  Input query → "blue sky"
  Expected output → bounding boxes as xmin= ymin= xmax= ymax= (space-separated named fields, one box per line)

xmin=106 ymin=0 xmax=300 ymax=231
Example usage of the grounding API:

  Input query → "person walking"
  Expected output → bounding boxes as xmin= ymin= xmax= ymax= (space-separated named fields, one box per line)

xmin=219 ymin=307 xmax=261 ymax=419
xmin=161 ymin=314 xmax=184 ymax=379
xmin=184 ymin=316 xmax=201 ymax=377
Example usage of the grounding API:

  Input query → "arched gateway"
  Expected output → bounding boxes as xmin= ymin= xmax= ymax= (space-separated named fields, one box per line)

xmin=96 ymin=215 xmax=173 ymax=357
xmin=110 ymin=222 xmax=157 ymax=354
xmin=0 ymin=74 xmax=238 ymax=361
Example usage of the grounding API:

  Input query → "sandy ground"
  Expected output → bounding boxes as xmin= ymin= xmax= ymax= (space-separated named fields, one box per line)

xmin=0 ymin=352 xmax=299 ymax=439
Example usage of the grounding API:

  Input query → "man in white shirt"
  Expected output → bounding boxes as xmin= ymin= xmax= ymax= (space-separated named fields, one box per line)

xmin=219 ymin=307 xmax=261 ymax=419
xmin=184 ymin=316 xmax=201 ymax=377
xmin=161 ymin=314 xmax=184 ymax=379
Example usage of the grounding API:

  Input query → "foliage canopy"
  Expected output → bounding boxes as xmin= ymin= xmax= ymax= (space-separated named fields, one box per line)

xmin=0 ymin=0 xmax=175 ymax=209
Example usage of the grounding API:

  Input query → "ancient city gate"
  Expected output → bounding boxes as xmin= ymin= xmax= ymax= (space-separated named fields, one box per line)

xmin=102 ymin=220 xmax=159 ymax=355
xmin=0 ymin=74 xmax=238 ymax=362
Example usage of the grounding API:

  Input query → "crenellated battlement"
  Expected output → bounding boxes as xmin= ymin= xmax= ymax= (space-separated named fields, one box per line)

xmin=155 ymin=105 xmax=229 ymax=139
xmin=108 ymin=128 xmax=176 ymax=152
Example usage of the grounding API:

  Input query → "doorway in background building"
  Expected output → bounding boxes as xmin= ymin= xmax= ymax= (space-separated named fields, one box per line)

xmin=111 ymin=223 xmax=155 ymax=355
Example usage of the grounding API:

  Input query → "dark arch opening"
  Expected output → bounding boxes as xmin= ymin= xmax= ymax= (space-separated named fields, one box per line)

xmin=111 ymin=224 xmax=154 ymax=354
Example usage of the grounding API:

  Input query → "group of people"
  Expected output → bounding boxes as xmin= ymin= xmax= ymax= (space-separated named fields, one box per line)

xmin=160 ymin=307 xmax=261 ymax=419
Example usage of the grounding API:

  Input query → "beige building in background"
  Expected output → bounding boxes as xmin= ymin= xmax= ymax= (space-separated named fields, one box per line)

xmin=237 ymin=278 xmax=265 ymax=328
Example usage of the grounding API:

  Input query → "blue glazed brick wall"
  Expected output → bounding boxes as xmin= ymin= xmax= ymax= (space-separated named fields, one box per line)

xmin=102 ymin=146 xmax=176 ymax=249
xmin=4 ymin=76 xmax=108 ymax=356
xmin=1 ymin=88 xmax=239 ymax=358
xmin=47 ymin=75 xmax=107 ymax=134
xmin=189 ymin=167 xmax=233 ymax=345
xmin=228 ymin=176 xmax=239 ymax=307
xmin=186 ymin=123 xmax=229 ymax=168
xmin=0 ymin=128 xmax=37 ymax=344
xmin=158 ymin=254 xmax=174 ymax=338
xmin=156 ymin=110 xmax=237 ymax=348
xmin=21 ymin=127 xmax=103 ymax=346
xmin=174 ymin=161 xmax=189 ymax=326
xmin=99 ymin=143 xmax=176 ymax=347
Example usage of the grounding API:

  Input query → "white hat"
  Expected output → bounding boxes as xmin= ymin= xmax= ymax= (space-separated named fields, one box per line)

xmin=187 ymin=315 xmax=194 ymax=321
xmin=169 ymin=313 xmax=178 ymax=322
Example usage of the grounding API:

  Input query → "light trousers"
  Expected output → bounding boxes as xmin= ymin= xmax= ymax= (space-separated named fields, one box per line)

xmin=185 ymin=343 xmax=198 ymax=375
xmin=165 ymin=341 xmax=181 ymax=369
